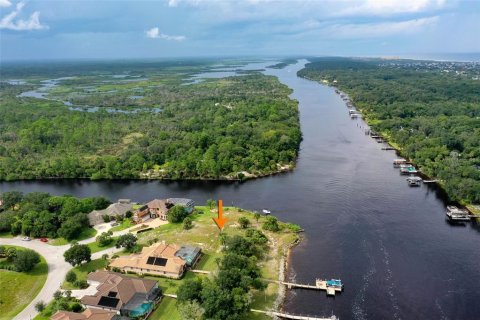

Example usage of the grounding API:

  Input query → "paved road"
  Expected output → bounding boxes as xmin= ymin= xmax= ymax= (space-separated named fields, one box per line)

xmin=0 ymin=236 xmax=123 ymax=320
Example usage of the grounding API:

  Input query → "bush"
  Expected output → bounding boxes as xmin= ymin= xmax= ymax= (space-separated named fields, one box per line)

xmin=168 ymin=205 xmax=188 ymax=223
xmin=262 ymin=216 xmax=280 ymax=232
xmin=13 ymin=249 xmax=40 ymax=272
xmin=102 ymin=215 xmax=111 ymax=223
xmin=74 ymin=280 xmax=89 ymax=289
xmin=66 ymin=270 xmax=77 ymax=283
xmin=96 ymin=231 xmax=113 ymax=247
xmin=125 ymin=211 xmax=133 ymax=219
xmin=35 ymin=300 xmax=46 ymax=312
xmin=53 ymin=290 xmax=63 ymax=300
xmin=238 ymin=217 xmax=250 ymax=229
xmin=71 ymin=302 xmax=83 ymax=312
xmin=183 ymin=217 xmax=193 ymax=230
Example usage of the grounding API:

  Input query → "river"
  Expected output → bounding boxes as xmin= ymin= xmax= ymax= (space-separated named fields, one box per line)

xmin=2 ymin=60 xmax=480 ymax=320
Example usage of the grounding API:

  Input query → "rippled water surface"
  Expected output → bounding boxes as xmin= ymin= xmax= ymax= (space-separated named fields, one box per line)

xmin=2 ymin=60 xmax=480 ymax=320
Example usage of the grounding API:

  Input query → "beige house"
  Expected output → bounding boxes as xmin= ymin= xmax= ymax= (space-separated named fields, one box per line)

xmin=88 ymin=200 xmax=133 ymax=226
xmin=81 ymin=271 xmax=160 ymax=318
xmin=109 ymin=243 xmax=187 ymax=278
xmin=51 ymin=308 xmax=117 ymax=320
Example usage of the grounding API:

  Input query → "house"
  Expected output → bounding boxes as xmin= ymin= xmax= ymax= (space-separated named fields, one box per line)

xmin=133 ymin=204 xmax=149 ymax=224
xmin=109 ymin=243 xmax=200 ymax=278
xmin=167 ymin=198 xmax=195 ymax=214
xmin=81 ymin=271 xmax=160 ymax=318
xmin=147 ymin=199 xmax=169 ymax=221
xmin=51 ymin=308 xmax=117 ymax=320
xmin=88 ymin=200 xmax=133 ymax=226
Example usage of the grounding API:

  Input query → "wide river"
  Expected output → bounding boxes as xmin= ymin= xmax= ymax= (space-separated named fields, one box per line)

xmin=2 ymin=60 xmax=480 ymax=320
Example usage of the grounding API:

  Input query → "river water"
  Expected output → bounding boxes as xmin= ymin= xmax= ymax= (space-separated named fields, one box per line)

xmin=2 ymin=60 xmax=480 ymax=320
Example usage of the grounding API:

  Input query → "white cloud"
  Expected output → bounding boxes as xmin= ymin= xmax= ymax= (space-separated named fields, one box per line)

xmin=324 ymin=16 xmax=439 ymax=38
xmin=0 ymin=0 xmax=12 ymax=8
xmin=335 ymin=0 xmax=447 ymax=17
xmin=145 ymin=27 xmax=186 ymax=41
xmin=0 ymin=1 xmax=48 ymax=31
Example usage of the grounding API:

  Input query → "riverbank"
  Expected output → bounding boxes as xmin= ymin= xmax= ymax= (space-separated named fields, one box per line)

xmin=297 ymin=59 xmax=480 ymax=211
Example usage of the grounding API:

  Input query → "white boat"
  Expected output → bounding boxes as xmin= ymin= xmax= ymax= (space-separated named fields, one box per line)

xmin=446 ymin=206 xmax=470 ymax=221
xmin=262 ymin=209 xmax=271 ymax=214
xmin=406 ymin=176 xmax=422 ymax=187
xmin=393 ymin=159 xmax=407 ymax=167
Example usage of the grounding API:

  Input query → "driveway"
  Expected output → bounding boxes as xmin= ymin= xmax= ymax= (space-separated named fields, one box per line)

xmin=0 ymin=237 xmax=122 ymax=320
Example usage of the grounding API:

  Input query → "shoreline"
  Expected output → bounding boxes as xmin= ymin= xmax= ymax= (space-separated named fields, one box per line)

xmin=298 ymin=73 xmax=478 ymax=215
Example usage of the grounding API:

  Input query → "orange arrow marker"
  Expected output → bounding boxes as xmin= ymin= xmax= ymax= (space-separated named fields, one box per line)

xmin=213 ymin=199 xmax=227 ymax=230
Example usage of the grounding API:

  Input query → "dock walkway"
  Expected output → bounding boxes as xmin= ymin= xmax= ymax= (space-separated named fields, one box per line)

xmin=264 ymin=279 xmax=341 ymax=296
xmin=251 ymin=309 xmax=337 ymax=320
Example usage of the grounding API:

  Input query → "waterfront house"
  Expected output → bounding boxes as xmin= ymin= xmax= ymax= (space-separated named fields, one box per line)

xmin=166 ymin=198 xmax=195 ymax=214
xmin=133 ymin=197 xmax=195 ymax=223
xmin=88 ymin=200 xmax=133 ymax=226
xmin=109 ymin=243 xmax=201 ymax=278
xmin=147 ymin=199 xmax=169 ymax=220
xmin=133 ymin=204 xmax=150 ymax=223
xmin=51 ymin=308 xmax=117 ymax=320
xmin=81 ymin=271 xmax=160 ymax=318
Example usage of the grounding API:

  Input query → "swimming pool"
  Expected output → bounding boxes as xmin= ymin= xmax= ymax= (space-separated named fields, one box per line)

xmin=129 ymin=301 xmax=153 ymax=317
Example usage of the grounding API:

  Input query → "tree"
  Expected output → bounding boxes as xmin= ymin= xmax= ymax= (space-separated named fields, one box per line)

xmin=0 ymin=191 xmax=23 ymax=210
xmin=96 ymin=231 xmax=113 ymax=247
xmin=177 ymin=278 xmax=203 ymax=303
xmin=183 ymin=217 xmax=193 ymax=230
xmin=0 ymin=245 xmax=5 ymax=257
xmin=178 ymin=301 xmax=205 ymax=320
xmin=35 ymin=301 xmax=46 ymax=312
xmin=5 ymin=247 xmax=17 ymax=261
xmin=65 ymin=270 xmax=77 ymax=283
xmin=262 ymin=216 xmax=280 ymax=232
xmin=206 ymin=199 xmax=216 ymax=210
xmin=64 ymin=244 xmax=91 ymax=266
xmin=53 ymin=290 xmax=63 ymax=300
xmin=116 ymin=233 xmax=137 ymax=250
xmin=238 ymin=217 xmax=250 ymax=229
xmin=253 ymin=212 xmax=261 ymax=222
xmin=14 ymin=249 xmax=40 ymax=272
xmin=57 ymin=216 xmax=85 ymax=240
xmin=168 ymin=205 xmax=188 ymax=223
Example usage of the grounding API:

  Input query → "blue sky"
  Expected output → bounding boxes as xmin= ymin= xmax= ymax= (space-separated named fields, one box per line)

xmin=0 ymin=0 xmax=479 ymax=61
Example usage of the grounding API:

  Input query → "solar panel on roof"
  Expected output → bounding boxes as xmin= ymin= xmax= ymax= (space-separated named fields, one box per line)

xmin=146 ymin=256 xmax=156 ymax=265
xmin=108 ymin=291 xmax=117 ymax=297
xmin=98 ymin=296 xmax=119 ymax=308
xmin=153 ymin=257 xmax=167 ymax=266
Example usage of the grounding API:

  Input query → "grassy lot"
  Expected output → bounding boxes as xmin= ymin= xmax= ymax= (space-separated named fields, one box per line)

xmin=110 ymin=219 xmax=133 ymax=232
xmin=86 ymin=236 xmax=118 ymax=253
xmin=135 ymin=206 xmax=299 ymax=318
xmin=149 ymin=297 xmax=181 ymax=320
xmin=0 ymin=246 xmax=48 ymax=320
xmin=50 ymin=228 xmax=97 ymax=246
xmin=61 ymin=258 xmax=109 ymax=290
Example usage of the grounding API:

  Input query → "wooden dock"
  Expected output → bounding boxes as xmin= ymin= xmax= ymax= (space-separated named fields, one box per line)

xmin=251 ymin=309 xmax=337 ymax=320
xmin=423 ymin=180 xmax=438 ymax=183
xmin=265 ymin=279 xmax=342 ymax=296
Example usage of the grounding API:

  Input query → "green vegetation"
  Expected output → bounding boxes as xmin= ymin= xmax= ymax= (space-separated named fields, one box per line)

xmin=64 ymin=243 xmax=92 ymax=266
xmin=61 ymin=258 xmax=109 ymax=290
xmin=0 ymin=191 xmax=110 ymax=241
xmin=33 ymin=290 xmax=82 ymax=320
xmin=150 ymin=297 xmax=181 ymax=320
xmin=299 ymin=57 xmax=480 ymax=204
xmin=0 ymin=246 xmax=48 ymax=320
xmin=136 ymin=206 xmax=300 ymax=320
xmin=0 ymin=60 xmax=301 ymax=181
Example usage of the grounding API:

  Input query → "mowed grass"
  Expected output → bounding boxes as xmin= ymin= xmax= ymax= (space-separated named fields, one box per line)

xmin=50 ymin=227 xmax=97 ymax=246
xmin=110 ymin=219 xmax=133 ymax=232
xmin=61 ymin=258 xmax=108 ymax=290
xmin=0 ymin=246 xmax=48 ymax=320
xmin=86 ymin=237 xmax=118 ymax=253
xmin=149 ymin=297 xmax=181 ymax=320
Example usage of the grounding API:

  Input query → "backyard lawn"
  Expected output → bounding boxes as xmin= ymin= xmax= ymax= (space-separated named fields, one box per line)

xmin=149 ymin=297 xmax=181 ymax=320
xmin=0 ymin=246 xmax=48 ymax=320
xmin=61 ymin=258 xmax=109 ymax=290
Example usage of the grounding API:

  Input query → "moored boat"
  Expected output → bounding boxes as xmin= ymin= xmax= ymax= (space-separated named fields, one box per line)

xmin=406 ymin=176 xmax=422 ymax=187
xmin=446 ymin=206 xmax=470 ymax=221
xmin=393 ymin=159 xmax=407 ymax=167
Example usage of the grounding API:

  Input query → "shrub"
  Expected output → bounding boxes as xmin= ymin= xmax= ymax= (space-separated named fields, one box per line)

xmin=71 ymin=302 xmax=83 ymax=312
xmin=125 ymin=211 xmax=133 ymax=219
xmin=102 ymin=215 xmax=111 ymax=223
xmin=238 ymin=217 xmax=250 ymax=229
xmin=65 ymin=270 xmax=77 ymax=283
xmin=35 ymin=300 xmax=46 ymax=312
xmin=13 ymin=249 xmax=40 ymax=272
xmin=53 ymin=290 xmax=63 ymax=300
xmin=74 ymin=280 xmax=89 ymax=289
xmin=262 ymin=216 xmax=280 ymax=232
xmin=183 ymin=217 xmax=193 ymax=230
xmin=96 ymin=231 xmax=113 ymax=247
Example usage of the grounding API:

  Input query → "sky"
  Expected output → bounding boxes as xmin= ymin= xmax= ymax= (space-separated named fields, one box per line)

xmin=0 ymin=0 xmax=479 ymax=61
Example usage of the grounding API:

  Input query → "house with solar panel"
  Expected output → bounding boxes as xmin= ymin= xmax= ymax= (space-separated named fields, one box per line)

xmin=133 ymin=198 xmax=195 ymax=223
xmin=80 ymin=271 xmax=161 ymax=318
xmin=109 ymin=243 xmax=202 ymax=279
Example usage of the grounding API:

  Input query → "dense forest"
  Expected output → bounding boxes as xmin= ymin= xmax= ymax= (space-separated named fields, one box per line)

xmin=0 ymin=191 xmax=110 ymax=239
xmin=0 ymin=61 xmax=301 ymax=180
xmin=299 ymin=57 xmax=480 ymax=204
